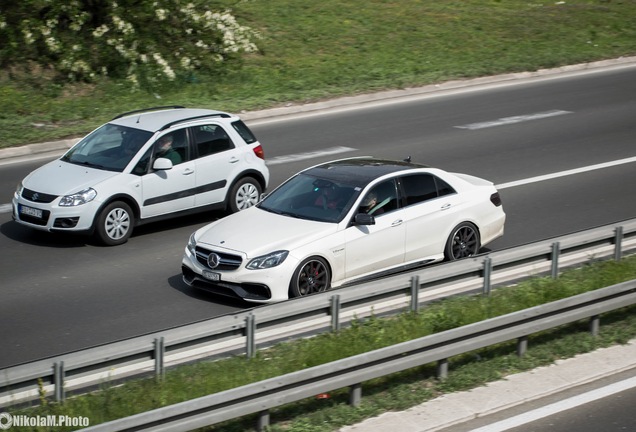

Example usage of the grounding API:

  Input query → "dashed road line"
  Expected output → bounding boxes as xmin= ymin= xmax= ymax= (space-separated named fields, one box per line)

xmin=266 ymin=146 xmax=357 ymax=165
xmin=455 ymin=109 xmax=572 ymax=130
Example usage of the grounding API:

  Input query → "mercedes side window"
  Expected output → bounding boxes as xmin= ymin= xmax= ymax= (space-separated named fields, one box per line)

xmin=193 ymin=124 xmax=235 ymax=157
xmin=358 ymin=180 xmax=399 ymax=216
xmin=401 ymin=174 xmax=455 ymax=207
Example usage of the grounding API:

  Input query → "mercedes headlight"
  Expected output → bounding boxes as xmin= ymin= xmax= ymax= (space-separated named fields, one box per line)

xmin=187 ymin=233 xmax=197 ymax=255
xmin=59 ymin=188 xmax=97 ymax=206
xmin=246 ymin=250 xmax=289 ymax=270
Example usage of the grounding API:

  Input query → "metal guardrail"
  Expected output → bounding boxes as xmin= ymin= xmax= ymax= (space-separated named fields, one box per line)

xmin=82 ymin=279 xmax=636 ymax=431
xmin=2 ymin=218 xmax=636 ymax=408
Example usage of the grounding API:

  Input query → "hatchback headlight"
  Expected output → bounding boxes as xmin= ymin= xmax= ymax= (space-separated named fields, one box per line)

xmin=246 ymin=250 xmax=289 ymax=270
xmin=59 ymin=188 xmax=97 ymax=206
xmin=15 ymin=182 xmax=24 ymax=198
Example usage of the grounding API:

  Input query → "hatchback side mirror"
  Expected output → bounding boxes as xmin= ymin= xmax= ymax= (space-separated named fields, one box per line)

xmin=153 ymin=157 xmax=173 ymax=170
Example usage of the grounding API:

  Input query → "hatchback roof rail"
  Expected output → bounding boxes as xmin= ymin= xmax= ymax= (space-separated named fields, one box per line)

xmin=159 ymin=113 xmax=232 ymax=131
xmin=112 ymin=105 xmax=186 ymax=120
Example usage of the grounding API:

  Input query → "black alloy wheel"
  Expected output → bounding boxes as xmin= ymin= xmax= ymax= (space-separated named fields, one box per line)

xmin=445 ymin=222 xmax=480 ymax=260
xmin=289 ymin=257 xmax=331 ymax=298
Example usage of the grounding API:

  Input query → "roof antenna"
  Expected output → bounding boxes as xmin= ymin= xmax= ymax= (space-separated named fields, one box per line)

xmin=403 ymin=156 xmax=411 ymax=163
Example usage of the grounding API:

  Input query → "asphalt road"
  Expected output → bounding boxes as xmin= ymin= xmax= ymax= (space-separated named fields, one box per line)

xmin=1 ymin=63 xmax=635 ymax=369
xmin=442 ymin=368 xmax=636 ymax=432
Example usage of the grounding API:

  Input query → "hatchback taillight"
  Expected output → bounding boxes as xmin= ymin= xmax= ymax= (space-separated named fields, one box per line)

xmin=253 ymin=145 xmax=265 ymax=160
xmin=490 ymin=192 xmax=502 ymax=207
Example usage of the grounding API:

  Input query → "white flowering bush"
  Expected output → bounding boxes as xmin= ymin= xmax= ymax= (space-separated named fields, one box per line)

xmin=0 ymin=1 xmax=259 ymax=88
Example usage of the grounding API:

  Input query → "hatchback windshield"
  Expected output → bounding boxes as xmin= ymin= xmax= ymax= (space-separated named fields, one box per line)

xmin=258 ymin=173 xmax=361 ymax=223
xmin=62 ymin=124 xmax=153 ymax=172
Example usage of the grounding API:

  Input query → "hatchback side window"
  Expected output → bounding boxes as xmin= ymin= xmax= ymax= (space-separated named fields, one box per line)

xmin=193 ymin=124 xmax=235 ymax=157
xmin=154 ymin=129 xmax=189 ymax=165
xmin=401 ymin=174 xmax=456 ymax=206
xmin=231 ymin=120 xmax=257 ymax=144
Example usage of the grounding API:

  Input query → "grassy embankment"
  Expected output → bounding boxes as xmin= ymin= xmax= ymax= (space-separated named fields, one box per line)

xmin=1 ymin=1 xmax=635 ymax=148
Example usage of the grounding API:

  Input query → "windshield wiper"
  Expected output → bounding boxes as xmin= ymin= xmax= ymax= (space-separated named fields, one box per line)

xmin=77 ymin=160 xmax=106 ymax=169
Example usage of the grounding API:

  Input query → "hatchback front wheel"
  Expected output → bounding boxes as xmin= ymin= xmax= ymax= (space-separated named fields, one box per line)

xmin=95 ymin=201 xmax=134 ymax=246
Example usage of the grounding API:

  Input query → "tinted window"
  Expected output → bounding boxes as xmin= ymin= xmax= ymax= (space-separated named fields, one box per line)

xmin=154 ymin=128 xmax=189 ymax=165
xmin=401 ymin=174 xmax=456 ymax=206
xmin=435 ymin=177 xmax=455 ymax=197
xmin=232 ymin=120 xmax=257 ymax=144
xmin=357 ymin=179 xmax=399 ymax=216
xmin=258 ymin=174 xmax=359 ymax=223
xmin=193 ymin=124 xmax=235 ymax=157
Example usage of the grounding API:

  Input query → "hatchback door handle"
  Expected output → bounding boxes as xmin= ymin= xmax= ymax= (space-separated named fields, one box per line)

xmin=440 ymin=203 xmax=452 ymax=210
xmin=229 ymin=157 xmax=239 ymax=164
xmin=391 ymin=219 xmax=403 ymax=227
xmin=183 ymin=168 xmax=195 ymax=175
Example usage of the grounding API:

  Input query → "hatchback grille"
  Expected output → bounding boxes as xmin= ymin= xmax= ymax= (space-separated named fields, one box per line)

xmin=194 ymin=247 xmax=243 ymax=270
xmin=22 ymin=188 xmax=58 ymax=204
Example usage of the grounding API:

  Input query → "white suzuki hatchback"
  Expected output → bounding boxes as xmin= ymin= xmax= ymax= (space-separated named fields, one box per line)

xmin=12 ymin=106 xmax=269 ymax=245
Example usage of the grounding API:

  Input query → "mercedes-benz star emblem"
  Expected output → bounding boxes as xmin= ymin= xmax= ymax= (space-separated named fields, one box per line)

xmin=207 ymin=253 xmax=221 ymax=269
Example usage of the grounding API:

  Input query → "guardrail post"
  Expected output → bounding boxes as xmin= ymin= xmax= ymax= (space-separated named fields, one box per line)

xmin=246 ymin=314 xmax=256 ymax=359
xmin=436 ymin=359 xmax=448 ymax=380
xmin=410 ymin=275 xmax=420 ymax=312
xmin=551 ymin=242 xmax=560 ymax=279
xmin=54 ymin=361 xmax=65 ymax=403
xmin=256 ymin=410 xmax=270 ymax=432
xmin=154 ymin=337 xmax=165 ymax=380
xmin=615 ymin=226 xmax=624 ymax=261
xmin=590 ymin=315 xmax=600 ymax=337
xmin=482 ymin=257 xmax=492 ymax=296
xmin=349 ymin=383 xmax=362 ymax=406
xmin=517 ymin=336 xmax=528 ymax=357
xmin=331 ymin=294 xmax=341 ymax=332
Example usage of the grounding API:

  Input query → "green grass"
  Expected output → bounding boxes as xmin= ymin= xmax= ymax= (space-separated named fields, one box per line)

xmin=8 ymin=256 xmax=636 ymax=431
xmin=1 ymin=0 xmax=635 ymax=148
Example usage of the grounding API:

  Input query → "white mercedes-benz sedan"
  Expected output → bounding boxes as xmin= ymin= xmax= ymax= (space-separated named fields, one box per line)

xmin=182 ymin=157 xmax=505 ymax=303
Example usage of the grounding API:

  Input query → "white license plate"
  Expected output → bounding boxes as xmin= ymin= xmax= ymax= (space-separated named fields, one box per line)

xmin=202 ymin=270 xmax=221 ymax=281
xmin=20 ymin=205 xmax=43 ymax=219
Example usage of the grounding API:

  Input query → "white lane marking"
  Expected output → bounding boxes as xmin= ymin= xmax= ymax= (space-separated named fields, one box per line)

xmin=496 ymin=155 xmax=636 ymax=189
xmin=0 ymin=203 xmax=11 ymax=214
xmin=266 ymin=146 xmax=356 ymax=165
xmin=455 ymin=110 xmax=572 ymax=130
xmin=469 ymin=375 xmax=636 ymax=432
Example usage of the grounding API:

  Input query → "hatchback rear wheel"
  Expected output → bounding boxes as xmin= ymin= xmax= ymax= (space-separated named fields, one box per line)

xmin=228 ymin=177 xmax=261 ymax=213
